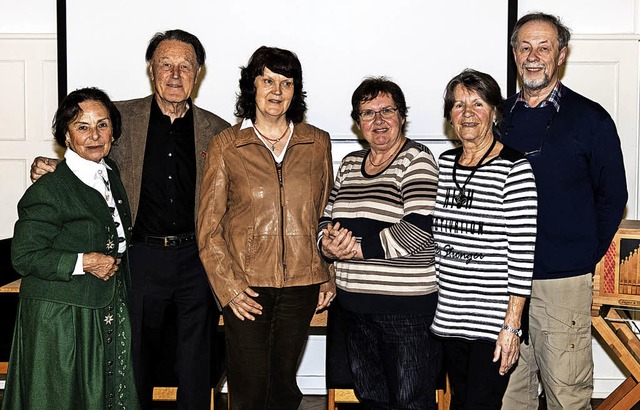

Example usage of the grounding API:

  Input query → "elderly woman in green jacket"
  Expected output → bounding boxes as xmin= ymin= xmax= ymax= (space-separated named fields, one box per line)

xmin=3 ymin=88 xmax=139 ymax=410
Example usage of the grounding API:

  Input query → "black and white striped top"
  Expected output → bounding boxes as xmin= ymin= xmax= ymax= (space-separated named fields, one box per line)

xmin=319 ymin=139 xmax=439 ymax=314
xmin=431 ymin=145 xmax=537 ymax=342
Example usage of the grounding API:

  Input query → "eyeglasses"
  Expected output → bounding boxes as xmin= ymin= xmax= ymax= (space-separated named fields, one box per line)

xmin=358 ymin=107 xmax=398 ymax=121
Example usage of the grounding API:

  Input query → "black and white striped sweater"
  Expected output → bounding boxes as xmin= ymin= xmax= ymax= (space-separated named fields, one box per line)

xmin=431 ymin=145 xmax=537 ymax=342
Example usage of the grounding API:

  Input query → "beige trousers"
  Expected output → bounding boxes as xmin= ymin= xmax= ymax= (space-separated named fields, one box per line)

xmin=502 ymin=273 xmax=594 ymax=410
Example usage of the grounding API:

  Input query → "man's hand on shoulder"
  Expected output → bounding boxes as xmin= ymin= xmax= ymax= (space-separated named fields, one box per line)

xmin=30 ymin=156 xmax=59 ymax=182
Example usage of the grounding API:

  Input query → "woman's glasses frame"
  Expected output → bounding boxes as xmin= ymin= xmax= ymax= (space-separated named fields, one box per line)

xmin=358 ymin=107 xmax=398 ymax=122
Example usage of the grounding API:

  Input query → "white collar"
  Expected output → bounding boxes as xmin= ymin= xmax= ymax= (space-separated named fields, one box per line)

xmin=241 ymin=118 xmax=293 ymax=163
xmin=240 ymin=118 xmax=293 ymax=132
xmin=240 ymin=118 xmax=253 ymax=130
xmin=64 ymin=149 xmax=111 ymax=186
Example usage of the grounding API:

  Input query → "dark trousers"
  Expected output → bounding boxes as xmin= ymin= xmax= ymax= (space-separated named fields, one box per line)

xmin=443 ymin=339 xmax=509 ymax=410
xmin=344 ymin=310 xmax=441 ymax=410
xmin=223 ymin=284 xmax=319 ymax=410
xmin=129 ymin=241 xmax=216 ymax=410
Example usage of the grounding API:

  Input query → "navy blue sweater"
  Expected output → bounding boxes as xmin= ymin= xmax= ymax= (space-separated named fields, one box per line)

xmin=500 ymin=85 xmax=627 ymax=280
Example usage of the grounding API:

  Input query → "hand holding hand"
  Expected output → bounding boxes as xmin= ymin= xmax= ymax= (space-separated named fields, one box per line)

xmin=321 ymin=222 xmax=360 ymax=260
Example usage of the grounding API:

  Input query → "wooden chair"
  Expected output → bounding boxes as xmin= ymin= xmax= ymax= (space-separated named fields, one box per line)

xmin=152 ymin=387 xmax=218 ymax=410
xmin=327 ymin=388 xmax=359 ymax=409
xmin=328 ymin=384 xmax=450 ymax=410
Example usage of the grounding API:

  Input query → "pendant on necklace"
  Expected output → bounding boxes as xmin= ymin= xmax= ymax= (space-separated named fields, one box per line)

xmin=271 ymin=144 xmax=276 ymax=151
xmin=454 ymin=189 xmax=467 ymax=208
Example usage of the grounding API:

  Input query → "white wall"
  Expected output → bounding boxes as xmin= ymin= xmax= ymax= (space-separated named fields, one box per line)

xmin=0 ymin=0 xmax=56 ymax=33
xmin=63 ymin=1 xmax=508 ymax=143
xmin=519 ymin=0 xmax=638 ymax=33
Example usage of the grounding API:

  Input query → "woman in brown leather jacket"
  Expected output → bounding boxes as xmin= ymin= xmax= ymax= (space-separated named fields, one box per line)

xmin=197 ymin=46 xmax=335 ymax=409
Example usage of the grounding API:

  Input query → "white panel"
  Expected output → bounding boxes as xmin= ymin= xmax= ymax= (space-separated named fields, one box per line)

xmin=0 ymin=61 xmax=25 ymax=141
xmin=0 ymin=160 xmax=26 ymax=239
xmin=0 ymin=36 xmax=60 ymax=240
xmin=592 ymin=336 xmax=627 ymax=398
xmin=42 ymin=60 xmax=58 ymax=139
xmin=562 ymin=62 xmax=618 ymax=116
xmin=0 ymin=0 xmax=56 ymax=33
xmin=517 ymin=0 xmax=637 ymax=34
xmin=297 ymin=335 xmax=326 ymax=377
xmin=65 ymin=0 xmax=509 ymax=141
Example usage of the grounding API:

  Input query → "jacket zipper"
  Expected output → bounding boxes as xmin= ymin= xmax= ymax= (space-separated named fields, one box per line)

xmin=275 ymin=161 xmax=287 ymax=279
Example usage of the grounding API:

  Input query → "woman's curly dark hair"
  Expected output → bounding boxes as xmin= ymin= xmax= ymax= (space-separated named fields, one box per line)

xmin=53 ymin=87 xmax=121 ymax=148
xmin=235 ymin=46 xmax=307 ymax=123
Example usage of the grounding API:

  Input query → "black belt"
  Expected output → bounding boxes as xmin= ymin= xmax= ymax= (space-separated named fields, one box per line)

xmin=136 ymin=233 xmax=196 ymax=248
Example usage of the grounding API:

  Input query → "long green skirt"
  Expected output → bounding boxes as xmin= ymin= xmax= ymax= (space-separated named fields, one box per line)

xmin=2 ymin=273 xmax=139 ymax=410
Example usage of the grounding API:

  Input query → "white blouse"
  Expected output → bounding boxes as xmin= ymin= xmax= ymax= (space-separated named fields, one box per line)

xmin=65 ymin=149 xmax=126 ymax=275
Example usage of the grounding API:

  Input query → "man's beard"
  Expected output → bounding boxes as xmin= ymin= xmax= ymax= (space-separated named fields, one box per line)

xmin=522 ymin=69 xmax=551 ymax=91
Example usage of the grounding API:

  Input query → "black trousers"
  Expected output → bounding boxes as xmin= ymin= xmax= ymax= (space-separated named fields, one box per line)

xmin=223 ymin=284 xmax=320 ymax=410
xmin=129 ymin=241 xmax=217 ymax=410
xmin=344 ymin=310 xmax=441 ymax=410
xmin=443 ymin=338 xmax=510 ymax=410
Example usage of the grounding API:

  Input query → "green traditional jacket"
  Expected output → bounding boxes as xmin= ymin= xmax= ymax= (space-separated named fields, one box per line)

xmin=11 ymin=158 xmax=133 ymax=308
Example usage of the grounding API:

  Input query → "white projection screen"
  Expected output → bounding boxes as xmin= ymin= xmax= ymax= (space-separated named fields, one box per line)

xmin=63 ymin=0 xmax=514 ymax=141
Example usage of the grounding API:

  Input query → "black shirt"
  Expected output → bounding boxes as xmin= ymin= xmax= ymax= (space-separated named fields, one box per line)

xmin=132 ymin=97 xmax=196 ymax=237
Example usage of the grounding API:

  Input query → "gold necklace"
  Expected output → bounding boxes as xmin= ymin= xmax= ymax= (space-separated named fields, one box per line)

xmin=368 ymin=138 xmax=404 ymax=167
xmin=254 ymin=124 xmax=290 ymax=151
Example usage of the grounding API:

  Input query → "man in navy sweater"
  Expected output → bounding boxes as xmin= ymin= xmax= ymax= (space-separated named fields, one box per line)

xmin=500 ymin=13 xmax=627 ymax=410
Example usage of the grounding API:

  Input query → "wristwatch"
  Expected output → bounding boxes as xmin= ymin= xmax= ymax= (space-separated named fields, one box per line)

xmin=501 ymin=323 xmax=522 ymax=338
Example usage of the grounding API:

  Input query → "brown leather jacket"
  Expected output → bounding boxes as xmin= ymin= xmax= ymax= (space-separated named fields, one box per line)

xmin=197 ymin=123 xmax=335 ymax=307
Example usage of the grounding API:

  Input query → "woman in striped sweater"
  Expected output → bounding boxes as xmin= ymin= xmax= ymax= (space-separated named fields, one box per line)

xmin=318 ymin=77 xmax=440 ymax=409
xmin=431 ymin=69 xmax=537 ymax=409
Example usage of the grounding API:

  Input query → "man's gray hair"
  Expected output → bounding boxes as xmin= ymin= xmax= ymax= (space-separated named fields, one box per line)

xmin=510 ymin=12 xmax=571 ymax=50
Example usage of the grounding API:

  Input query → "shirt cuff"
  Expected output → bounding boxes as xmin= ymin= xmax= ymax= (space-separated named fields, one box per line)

xmin=72 ymin=253 xmax=85 ymax=275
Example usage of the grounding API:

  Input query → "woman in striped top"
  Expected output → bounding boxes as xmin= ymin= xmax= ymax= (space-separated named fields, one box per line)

xmin=318 ymin=77 xmax=440 ymax=409
xmin=431 ymin=69 xmax=537 ymax=409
